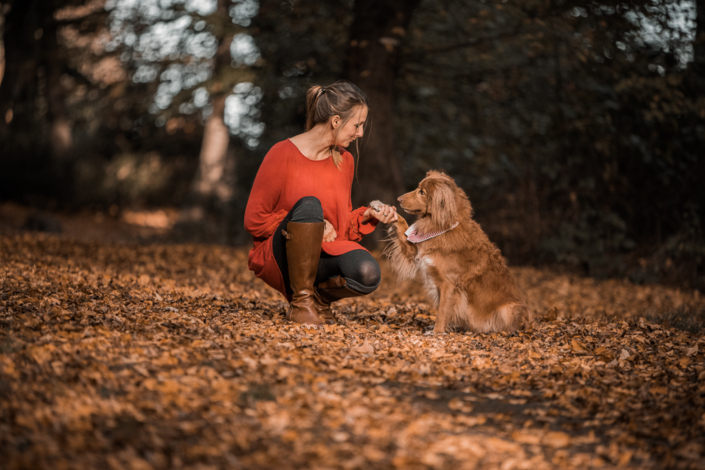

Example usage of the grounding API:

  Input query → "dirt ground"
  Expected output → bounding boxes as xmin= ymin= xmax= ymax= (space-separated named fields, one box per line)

xmin=1 ymin=203 xmax=704 ymax=469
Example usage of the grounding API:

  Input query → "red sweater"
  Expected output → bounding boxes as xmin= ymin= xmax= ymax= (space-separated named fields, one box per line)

xmin=244 ymin=139 xmax=378 ymax=298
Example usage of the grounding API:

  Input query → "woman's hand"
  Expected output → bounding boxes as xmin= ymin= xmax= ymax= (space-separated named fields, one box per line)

xmin=362 ymin=202 xmax=398 ymax=224
xmin=323 ymin=219 xmax=337 ymax=242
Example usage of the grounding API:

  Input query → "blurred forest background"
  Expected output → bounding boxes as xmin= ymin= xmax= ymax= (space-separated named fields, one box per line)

xmin=0 ymin=0 xmax=703 ymax=291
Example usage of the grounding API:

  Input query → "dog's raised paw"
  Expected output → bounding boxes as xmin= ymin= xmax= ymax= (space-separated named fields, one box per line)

xmin=369 ymin=200 xmax=384 ymax=212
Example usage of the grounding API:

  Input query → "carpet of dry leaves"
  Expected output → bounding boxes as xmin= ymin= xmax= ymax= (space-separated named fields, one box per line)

xmin=1 ymin=211 xmax=705 ymax=470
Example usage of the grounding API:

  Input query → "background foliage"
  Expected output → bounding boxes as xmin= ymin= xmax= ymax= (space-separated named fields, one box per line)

xmin=0 ymin=0 xmax=703 ymax=290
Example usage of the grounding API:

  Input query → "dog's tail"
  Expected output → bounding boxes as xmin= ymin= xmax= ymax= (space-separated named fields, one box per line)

xmin=515 ymin=303 xmax=535 ymax=330
xmin=487 ymin=302 xmax=533 ymax=332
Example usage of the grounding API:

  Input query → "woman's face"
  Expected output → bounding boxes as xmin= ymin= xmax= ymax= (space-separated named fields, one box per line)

xmin=335 ymin=105 xmax=368 ymax=148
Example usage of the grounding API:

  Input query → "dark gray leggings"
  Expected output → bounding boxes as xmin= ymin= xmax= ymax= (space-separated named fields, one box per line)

xmin=272 ymin=196 xmax=381 ymax=297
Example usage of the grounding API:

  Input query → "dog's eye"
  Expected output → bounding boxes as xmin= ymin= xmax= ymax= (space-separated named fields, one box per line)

xmin=419 ymin=189 xmax=426 ymax=196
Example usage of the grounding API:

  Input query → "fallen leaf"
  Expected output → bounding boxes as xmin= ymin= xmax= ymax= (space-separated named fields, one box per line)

xmin=542 ymin=431 xmax=571 ymax=449
xmin=355 ymin=340 xmax=374 ymax=355
xmin=512 ymin=430 xmax=542 ymax=445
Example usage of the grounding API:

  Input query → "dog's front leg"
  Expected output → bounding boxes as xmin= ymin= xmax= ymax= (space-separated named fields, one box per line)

xmin=392 ymin=216 xmax=417 ymax=260
xmin=383 ymin=216 xmax=419 ymax=281
xmin=433 ymin=287 xmax=455 ymax=334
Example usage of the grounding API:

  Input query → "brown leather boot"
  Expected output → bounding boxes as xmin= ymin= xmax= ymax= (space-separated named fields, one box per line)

xmin=283 ymin=221 xmax=325 ymax=326
xmin=313 ymin=277 xmax=369 ymax=325
xmin=313 ymin=288 xmax=336 ymax=325
xmin=316 ymin=276 xmax=366 ymax=305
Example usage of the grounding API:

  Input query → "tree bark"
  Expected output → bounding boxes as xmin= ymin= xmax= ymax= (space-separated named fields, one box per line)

xmin=181 ymin=0 xmax=235 ymax=227
xmin=685 ymin=0 xmax=705 ymax=99
xmin=190 ymin=93 xmax=234 ymax=207
xmin=0 ymin=0 xmax=36 ymax=136
xmin=0 ymin=7 xmax=5 ymax=84
xmin=1 ymin=0 xmax=72 ymax=158
xmin=694 ymin=0 xmax=705 ymax=76
xmin=343 ymin=0 xmax=421 ymax=209
xmin=42 ymin=4 xmax=72 ymax=159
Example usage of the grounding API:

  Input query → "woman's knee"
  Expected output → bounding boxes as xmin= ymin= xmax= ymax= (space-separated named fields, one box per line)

xmin=340 ymin=251 xmax=380 ymax=290
xmin=291 ymin=196 xmax=323 ymax=223
xmin=356 ymin=259 xmax=381 ymax=288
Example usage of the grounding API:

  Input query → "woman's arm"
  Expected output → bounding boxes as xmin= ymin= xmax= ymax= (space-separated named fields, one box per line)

xmin=244 ymin=147 xmax=288 ymax=239
xmin=345 ymin=206 xmax=378 ymax=241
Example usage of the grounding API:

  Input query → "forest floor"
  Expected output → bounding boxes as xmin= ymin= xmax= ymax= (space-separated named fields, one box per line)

xmin=1 ymin=203 xmax=705 ymax=470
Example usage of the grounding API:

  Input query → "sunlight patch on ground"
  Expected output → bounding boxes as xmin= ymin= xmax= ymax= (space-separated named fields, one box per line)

xmin=121 ymin=208 xmax=179 ymax=229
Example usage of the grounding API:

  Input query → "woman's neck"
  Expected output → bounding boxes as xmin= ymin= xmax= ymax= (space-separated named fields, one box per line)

xmin=290 ymin=125 xmax=335 ymax=161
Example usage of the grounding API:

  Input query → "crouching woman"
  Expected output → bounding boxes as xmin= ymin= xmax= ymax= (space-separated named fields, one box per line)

xmin=244 ymin=80 xmax=397 ymax=326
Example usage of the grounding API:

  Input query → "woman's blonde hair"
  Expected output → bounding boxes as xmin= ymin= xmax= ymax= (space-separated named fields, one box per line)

xmin=305 ymin=80 xmax=369 ymax=168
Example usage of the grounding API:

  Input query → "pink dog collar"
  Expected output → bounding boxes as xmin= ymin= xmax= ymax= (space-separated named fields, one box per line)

xmin=405 ymin=222 xmax=460 ymax=243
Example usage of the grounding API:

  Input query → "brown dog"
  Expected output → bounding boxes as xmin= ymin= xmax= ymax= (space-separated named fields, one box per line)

xmin=384 ymin=171 xmax=531 ymax=333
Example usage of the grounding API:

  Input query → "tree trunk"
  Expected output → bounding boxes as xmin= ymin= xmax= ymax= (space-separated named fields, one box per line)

xmin=42 ymin=4 xmax=72 ymax=159
xmin=1 ymin=0 xmax=71 ymax=158
xmin=179 ymin=0 xmax=235 ymax=234
xmin=685 ymin=0 xmax=705 ymax=98
xmin=343 ymin=0 xmax=421 ymax=210
xmin=694 ymin=0 xmax=705 ymax=76
xmin=190 ymin=93 xmax=235 ymax=208
xmin=0 ymin=0 xmax=35 ymax=136
xmin=0 ymin=7 xmax=5 ymax=84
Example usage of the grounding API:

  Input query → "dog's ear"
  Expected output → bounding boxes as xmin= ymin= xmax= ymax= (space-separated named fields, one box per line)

xmin=455 ymin=185 xmax=473 ymax=218
xmin=429 ymin=180 xmax=458 ymax=229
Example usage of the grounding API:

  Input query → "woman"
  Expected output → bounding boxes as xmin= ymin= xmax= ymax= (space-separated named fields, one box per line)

xmin=244 ymin=80 xmax=397 ymax=326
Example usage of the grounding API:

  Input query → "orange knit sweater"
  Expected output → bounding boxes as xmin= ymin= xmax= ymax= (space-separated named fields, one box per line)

xmin=244 ymin=139 xmax=378 ymax=298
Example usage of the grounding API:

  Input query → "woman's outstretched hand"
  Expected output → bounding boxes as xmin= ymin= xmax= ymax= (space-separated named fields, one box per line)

xmin=363 ymin=201 xmax=398 ymax=224
xmin=323 ymin=219 xmax=337 ymax=242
